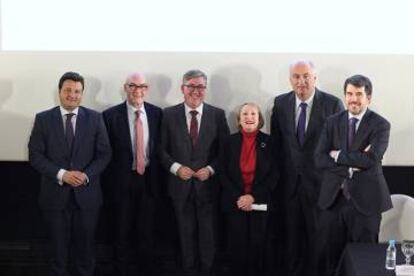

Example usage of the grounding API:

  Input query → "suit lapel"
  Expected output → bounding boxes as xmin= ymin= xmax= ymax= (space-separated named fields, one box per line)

xmin=286 ymin=93 xmax=299 ymax=147
xmin=197 ymin=104 xmax=212 ymax=150
xmin=254 ymin=132 xmax=266 ymax=184
xmin=72 ymin=107 xmax=86 ymax=156
xmin=231 ymin=133 xmax=244 ymax=191
xmin=144 ymin=102 xmax=155 ymax=156
xmin=351 ymin=109 xmax=371 ymax=150
xmin=51 ymin=107 xmax=68 ymax=155
xmin=121 ymin=102 xmax=133 ymax=155
xmin=339 ymin=112 xmax=348 ymax=151
xmin=305 ymin=90 xmax=322 ymax=145
xmin=178 ymin=103 xmax=192 ymax=149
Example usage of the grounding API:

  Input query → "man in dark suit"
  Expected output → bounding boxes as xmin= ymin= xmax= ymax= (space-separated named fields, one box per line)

xmin=160 ymin=69 xmax=230 ymax=276
xmin=102 ymin=72 xmax=162 ymax=276
xmin=271 ymin=60 xmax=344 ymax=276
xmin=28 ymin=71 xmax=111 ymax=276
xmin=314 ymin=74 xmax=392 ymax=276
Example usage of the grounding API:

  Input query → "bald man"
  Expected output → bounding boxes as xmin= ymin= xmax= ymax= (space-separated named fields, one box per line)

xmin=103 ymin=73 xmax=162 ymax=276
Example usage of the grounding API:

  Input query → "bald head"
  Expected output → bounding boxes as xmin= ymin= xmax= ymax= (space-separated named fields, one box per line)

xmin=124 ymin=72 xmax=149 ymax=108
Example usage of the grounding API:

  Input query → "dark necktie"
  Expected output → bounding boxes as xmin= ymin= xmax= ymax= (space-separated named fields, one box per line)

xmin=189 ymin=110 xmax=199 ymax=147
xmin=135 ymin=111 xmax=145 ymax=175
xmin=348 ymin=117 xmax=359 ymax=150
xmin=65 ymin=113 xmax=75 ymax=151
xmin=297 ymin=102 xmax=307 ymax=146
xmin=343 ymin=117 xmax=359 ymax=200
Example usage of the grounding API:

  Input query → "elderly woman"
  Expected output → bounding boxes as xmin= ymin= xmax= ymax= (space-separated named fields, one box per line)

xmin=220 ymin=102 xmax=279 ymax=276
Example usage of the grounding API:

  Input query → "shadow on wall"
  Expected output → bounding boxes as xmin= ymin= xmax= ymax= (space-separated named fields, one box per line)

xmin=145 ymin=73 xmax=173 ymax=108
xmin=0 ymin=79 xmax=33 ymax=161
xmin=210 ymin=64 xmax=269 ymax=133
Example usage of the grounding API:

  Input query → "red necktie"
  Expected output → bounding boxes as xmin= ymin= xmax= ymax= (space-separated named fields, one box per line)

xmin=135 ymin=111 xmax=145 ymax=175
xmin=189 ymin=110 xmax=199 ymax=147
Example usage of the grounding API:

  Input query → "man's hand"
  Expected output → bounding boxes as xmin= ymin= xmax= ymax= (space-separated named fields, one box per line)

xmin=63 ymin=171 xmax=87 ymax=187
xmin=329 ymin=150 xmax=340 ymax=160
xmin=237 ymin=194 xmax=255 ymax=212
xmin=177 ymin=166 xmax=195 ymax=181
xmin=193 ymin=167 xmax=211 ymax=181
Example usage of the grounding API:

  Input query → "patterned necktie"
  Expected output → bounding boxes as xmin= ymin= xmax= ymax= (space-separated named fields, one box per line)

xmin=189 ymin=110 xmax=199 ymax=147
xmin=65 ymin=113 xmax=75 ymax=151
xmin=297 ymin=102 xmax=307 ymax=146
xmin=348 ymin=117 xmax=359 ymax=150
xmin=135 ymin=111 xmax=145 ymax=175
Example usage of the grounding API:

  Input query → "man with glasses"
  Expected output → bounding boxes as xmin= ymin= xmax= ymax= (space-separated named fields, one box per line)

xmin=103 ymin=73 xmax=162 ymax=276
xmin=161 ymin=69 xmax=229 ymax=276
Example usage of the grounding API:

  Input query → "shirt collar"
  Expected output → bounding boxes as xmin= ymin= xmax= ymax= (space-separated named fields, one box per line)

xmin=126 ymin=101 xmax=146 ymax=116
xmin=184 ymin=102 xmax=203 ymax=116
xmin=348 ymin=108 xmax=367 ymax=121
xmin=295 ymin=90 xmax=315 ymax=109
xmin=60 ymin=106 xmax=79 ymax=116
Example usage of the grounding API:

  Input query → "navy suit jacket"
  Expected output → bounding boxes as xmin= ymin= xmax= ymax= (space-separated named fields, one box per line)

xmin=271 ymin=89 xmax=344 ymax=201
xmin=103 ymin=101 xmax=162 ymax=200
xmin=219 ymin=131 xmax=279 ymax=212
xmin=28 ymin=106 xmax=112 ymax=210
xmin=160 ymin=102 xmax=230 ymax=202
xmin=315 ymin=109 xmax=392 ymax=216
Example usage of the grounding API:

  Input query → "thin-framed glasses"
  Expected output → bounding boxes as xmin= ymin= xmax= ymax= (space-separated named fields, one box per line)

xmin=127 ymin=83 xmax=149 ymax=90
xmin=183 ymin=84 xmax=207 ymax=93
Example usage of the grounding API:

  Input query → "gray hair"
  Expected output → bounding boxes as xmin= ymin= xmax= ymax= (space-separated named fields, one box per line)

xmin=289 ymin=59 xmax=316 ymax=74
xmin=182 ymin=69 xmax=207 ymax=83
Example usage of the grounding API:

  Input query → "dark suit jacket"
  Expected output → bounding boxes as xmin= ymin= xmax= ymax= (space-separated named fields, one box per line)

xmin=271 ymin=89 xmax=344 ymax=201
xmin=220 ymin=131 xmax=279 ymax=212
xmin=102 ymin=101 xmax=162 ymax=200
xmin=315 ymin=109 xmax=392 ymax=216
xmin=160 ymin=102 xmax=230 ymax=202
xmin=28 ymin=106 xmax=111 ymax=210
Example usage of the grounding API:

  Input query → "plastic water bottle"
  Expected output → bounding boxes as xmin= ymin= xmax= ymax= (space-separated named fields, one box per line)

xmin=385 ymin=239 xmax=397 ymax=270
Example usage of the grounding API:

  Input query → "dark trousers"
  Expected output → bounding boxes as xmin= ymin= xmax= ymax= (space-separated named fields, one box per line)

xmin=314 ymin=194 xmax=381 ymax=276
xmin=172 ymin=192 xmax=216 ymax=275
xmin=114 ymin=171 xmax=155 ymax=276
xmin=282 ymin=178 xmax=319 ymax=276
xmin=225 ymin=210 xmax=267 ymax=276
xmin=42 ymin=190 xmax=100 ymax=276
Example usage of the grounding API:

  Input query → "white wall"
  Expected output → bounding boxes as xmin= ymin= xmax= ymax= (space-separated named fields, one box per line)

xmin=0 ymin=51 xmax=412 ymax=164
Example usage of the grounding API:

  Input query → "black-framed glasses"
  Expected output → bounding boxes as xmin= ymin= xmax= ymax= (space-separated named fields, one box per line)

xmin=183 ymin=84 xmax=207 ymax=92
xmin=126 ymin=83 xmax=149 ymax=90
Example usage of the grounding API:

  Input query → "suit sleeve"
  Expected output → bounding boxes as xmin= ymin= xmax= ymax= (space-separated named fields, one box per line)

xmin=270 ymin=99 xmax=283 ymax=160
xmin=314 ymin=120 xmax=349 ymax=177
xmin=219 ymin=136 xmax=243 ymax=206
xmin=336 ymin=119 xmax=390 ymax=169
xmin=83 ymin=114 xmax=112 ymax=178
xmin=160 ymin=112 xmax=175 ymax=171
xmin=28 ymin=114 xmax=61 ymax=180
xmin=209 ymin=109 xmax=230 ymax=172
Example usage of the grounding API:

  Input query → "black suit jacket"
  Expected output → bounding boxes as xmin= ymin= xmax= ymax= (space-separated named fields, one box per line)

xmin=220 ymin=131 xmax=279 ymax=212
xmin=160 ymin=103 xmax=230 ymax=202
xmin=103 ymin=101 xmax=162 ymax=200
xmin=271 ymin=89 xmax=344 ymax=200
xmin=28 ymin=106 xmax=111 ymax=210
xmin=315 ymin=109 xmax=392 ymax=216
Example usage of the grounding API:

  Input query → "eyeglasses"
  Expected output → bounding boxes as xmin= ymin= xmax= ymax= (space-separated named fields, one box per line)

xmin=183 ymin=85 xmax=207 ymax=93
xmin=126 ymin=83 xmax=149 ymax=90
